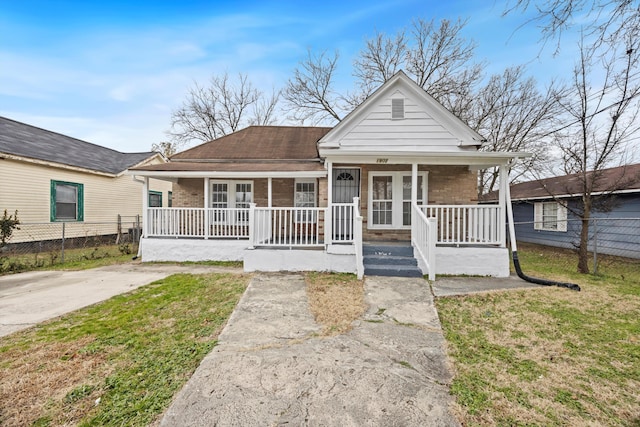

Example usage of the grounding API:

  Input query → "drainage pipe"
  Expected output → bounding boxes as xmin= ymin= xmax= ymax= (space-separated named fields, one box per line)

xmin=505 ymin=173 xmax=580 ymax=292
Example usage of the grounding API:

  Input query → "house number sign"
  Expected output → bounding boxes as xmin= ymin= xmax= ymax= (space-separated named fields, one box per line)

xmin=376 ymin=158 xmax=389 ymax=164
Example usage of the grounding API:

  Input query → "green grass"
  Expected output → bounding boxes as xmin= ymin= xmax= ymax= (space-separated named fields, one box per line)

xmin=0 ymin=272 xmax=249 ymax=426
xmin=437 ymin=243 xmax=640 ymax=426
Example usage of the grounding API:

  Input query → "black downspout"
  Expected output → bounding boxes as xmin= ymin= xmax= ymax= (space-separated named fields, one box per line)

xmin=512 ymin=251 xmax=581 ymax=291
xmin=504 ymin=162 xmax=580 ymax=292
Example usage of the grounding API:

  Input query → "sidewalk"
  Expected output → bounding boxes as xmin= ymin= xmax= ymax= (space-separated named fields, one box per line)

xmin=161 ymin=274 xmax=460 ymax=426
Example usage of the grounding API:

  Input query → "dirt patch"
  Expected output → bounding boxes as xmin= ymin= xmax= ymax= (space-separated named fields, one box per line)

xmin=305 ymin=272 xmax=365 ymax=335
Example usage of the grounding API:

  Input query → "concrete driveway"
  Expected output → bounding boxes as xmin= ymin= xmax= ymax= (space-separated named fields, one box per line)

xmin=0 ymin=263 xmax=241 ymax=337
xmin=161 ymin=274 xmax=460 ymax=426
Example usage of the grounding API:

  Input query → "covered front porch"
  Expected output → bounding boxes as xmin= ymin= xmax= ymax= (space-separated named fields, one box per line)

xmin=135 ymin=160 xmax=514 ymax=280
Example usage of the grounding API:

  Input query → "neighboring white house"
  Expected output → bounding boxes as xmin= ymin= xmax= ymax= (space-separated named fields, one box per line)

xmin=130 ymin=71 xmax=529 ymax=279
xmin=0 ymin=116 xmax=172 ymax=242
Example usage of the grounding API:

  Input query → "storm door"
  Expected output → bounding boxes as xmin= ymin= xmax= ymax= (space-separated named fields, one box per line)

xmin=332 ymin=168 xmax=360 ymax=240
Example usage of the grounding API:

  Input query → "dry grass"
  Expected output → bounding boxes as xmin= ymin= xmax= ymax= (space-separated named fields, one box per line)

xmin=305 ymin=272 xmax=365 ymax=335
xmin=437 ymin=244 xmax=640 ymax=426
xmin=0 ymin=273 xmax=248 ymax=426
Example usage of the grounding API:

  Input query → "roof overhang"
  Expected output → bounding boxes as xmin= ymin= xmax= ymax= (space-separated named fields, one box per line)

xmin=320 ymin=150 xmax=530 ymax=167
xmin=0 ymin=151 xmax=118 ymax=177
xmin=127 ymin=170 xmax=327 ymax=179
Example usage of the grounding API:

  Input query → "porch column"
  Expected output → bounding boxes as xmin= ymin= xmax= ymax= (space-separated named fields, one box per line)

xmin=142 ymin=177 xmax=149 ymax=238
xmin=268 ymin=177 xmax=272 ymax=207
xmin=411 ymin=163 xmax=418 ymax=229
xmin=498 ymin=164 xmax=508 ymax=247
xmin=204 ymin=177 xmax=210 ymax=239
xmin=325 ymin=161 xmax=333 ymax=246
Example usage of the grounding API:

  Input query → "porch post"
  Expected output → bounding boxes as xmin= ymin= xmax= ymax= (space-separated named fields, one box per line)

xmin=498 ymin=164 xmax=508 ymax=247
xmin=142 ymin=177 xmax=149 ymax=238
xmin=268 ymin=177 xmax=272 ymax=207
xmin=204 ymin=177 xmax=210 ymax=239
xmin=248 ymin=202 xmax=256 ymax=249
xmin=325 ymin=161 xmax=333 ymax=246
xmin=411 ymin=163 xmax=418 ymax=233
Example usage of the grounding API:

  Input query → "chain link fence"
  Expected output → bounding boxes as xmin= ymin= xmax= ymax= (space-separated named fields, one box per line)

xmin=0 ymin=215 xmax=142 ymax=273
xmin=514 ymin=217 xmax=640 ymax=274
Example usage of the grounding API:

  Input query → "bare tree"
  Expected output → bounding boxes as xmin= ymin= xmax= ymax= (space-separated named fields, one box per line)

xmin=151 ymin=141 xmax=180 ymax=157
xmin=352 ymin=18 xmax=484 ymax=117
xmin=475 ymin=66 xmax=564 ymax=194
xmin=283 ymin=50 xmax=346 ymax=124
xmin=504 ymin=0 xmax=640 ymax=53
xmin=552 ymin=36 xmax=640 ymax=273
xmin=168 ymin=72 xmax=280 ymax=146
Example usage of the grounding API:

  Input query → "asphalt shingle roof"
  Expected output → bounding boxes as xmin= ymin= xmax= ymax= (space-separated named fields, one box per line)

xmin=481 ymin=163 xmax=640 ymax=201
xmin=0 ymin=116 xmax=158 ymax=175
xmin=170 ymin=126 xmax=331 ymax=161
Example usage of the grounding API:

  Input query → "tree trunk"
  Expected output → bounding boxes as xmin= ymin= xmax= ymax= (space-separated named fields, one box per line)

xmin=577 ymin=216 xmax=590 ymax=273
xmin=577 ymin=195 xmax=592 ymax=274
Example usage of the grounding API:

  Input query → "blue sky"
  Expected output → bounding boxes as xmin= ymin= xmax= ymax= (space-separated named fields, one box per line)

xmin=0 ymin=0 xmax=577 ymax=153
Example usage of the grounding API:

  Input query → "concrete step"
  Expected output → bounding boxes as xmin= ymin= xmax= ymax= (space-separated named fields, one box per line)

xmin=362 ymin=244 xmax=414 ymax=257
xmin=363 ymin=254 xmax=418 ymax=266
xmin=364 ymin=265 xmax=424 ymax=278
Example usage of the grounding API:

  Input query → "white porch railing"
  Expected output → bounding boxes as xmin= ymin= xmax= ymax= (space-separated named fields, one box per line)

xmin=147 ymin=208 xmax=250 ymax=238
xmin=332 ymin=203 xmax=355 ymax=243
xmin=252 ymin=207 xmax=325 ymax=247
xmin=412 ymin=203 xmax=436 ymax=281
xmin=421 ymin=205 xmax=503 ymax=245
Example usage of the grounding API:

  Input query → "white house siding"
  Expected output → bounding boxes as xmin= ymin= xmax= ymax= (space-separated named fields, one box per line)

xmin=336 ymin=88 xmax=462 ymax=150
xmin=0 ymin=158 xmax=171 ymax=242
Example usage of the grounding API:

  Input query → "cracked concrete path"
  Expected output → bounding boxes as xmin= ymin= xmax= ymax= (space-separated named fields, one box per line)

xmin=161 ymin=274 xmax=460 ymax=426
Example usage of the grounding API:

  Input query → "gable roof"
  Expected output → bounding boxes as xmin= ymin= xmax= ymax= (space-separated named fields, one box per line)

xmin=131 ymin=126 xmax=330 ymax=177
xmin=482 ymin=163 xmax=640 ymax=202
xmin=318 ymin=70 xmax=486 ymax=152
xmin=0 ymin=116 xmax=159 ymax=175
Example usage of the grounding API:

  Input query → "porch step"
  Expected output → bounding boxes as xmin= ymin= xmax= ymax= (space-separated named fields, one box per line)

xmin=362 ymin=243 xmax=424 ymax=278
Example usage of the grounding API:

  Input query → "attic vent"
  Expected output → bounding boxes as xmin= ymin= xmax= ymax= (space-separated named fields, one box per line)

xmin=391 ymin=98 xmax=405 ymax=119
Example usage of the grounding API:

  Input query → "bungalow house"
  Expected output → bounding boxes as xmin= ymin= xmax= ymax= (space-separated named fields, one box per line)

xmin=483 ymin=164 xmax=640 ymax=259
xmin=0 ymin=116 xmax=172 ymax=243
xmin=129 ymin=71 xmax=528 ymax=279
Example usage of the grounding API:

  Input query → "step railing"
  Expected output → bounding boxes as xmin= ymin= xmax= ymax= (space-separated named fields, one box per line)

xmin=412 ymin=203 xmax=436 ymax=281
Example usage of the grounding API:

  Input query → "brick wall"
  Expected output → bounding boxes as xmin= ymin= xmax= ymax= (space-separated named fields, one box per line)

xmin=173 ymin=178 xmax=204 ymax=208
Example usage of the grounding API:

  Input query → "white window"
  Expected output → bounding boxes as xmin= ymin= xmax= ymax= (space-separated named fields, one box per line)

xmin=534 ymin=202 xmax=567 ymax=232
xmin=210 ymin=180 xmax=253 ymax=222
xmin=295 ymin=179 xmax=316 ymax=222
xmin=369 ymin=172 xmax=428 ymax=229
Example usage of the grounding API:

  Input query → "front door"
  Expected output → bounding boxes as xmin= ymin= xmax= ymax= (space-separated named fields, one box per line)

xmin=332 ymin=168 xmax=360 ymax=239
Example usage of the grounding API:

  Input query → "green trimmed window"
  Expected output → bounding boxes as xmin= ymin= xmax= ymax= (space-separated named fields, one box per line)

xmin=168 ymin=191 xmax=173 ymax=207
xmin=148 ymin=191 xmax=163 ymax=207
xmin=50 ymin=180 xmax=84 ymax=221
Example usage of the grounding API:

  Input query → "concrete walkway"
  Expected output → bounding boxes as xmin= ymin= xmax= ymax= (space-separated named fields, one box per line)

xmin=161 ymin=274 xmax=460 ymax=426
xmin=0 ymin=263 xmax=242 ymax=337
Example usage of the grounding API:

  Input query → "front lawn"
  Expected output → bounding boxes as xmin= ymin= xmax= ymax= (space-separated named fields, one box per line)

xmin=0 ymin=272 xmax=249 ymax=426
xmin=436 ymin=244 xmax=640 ymax=426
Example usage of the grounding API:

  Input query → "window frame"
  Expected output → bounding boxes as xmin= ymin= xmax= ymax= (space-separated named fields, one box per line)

xmin=368 ymin=171 xmax=428 ymax=229
xmin=148 ymin=190 xmax=163 ymax=208
xmin=534 ymin=201 xmax=567 ymax=232
xmin=210 ymin=180 xmax=254 ymax=223
xmin=50 ymin=180 xmax=84 ymax=222
xmin=294 ymin=178 xmax=317 ymax=223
